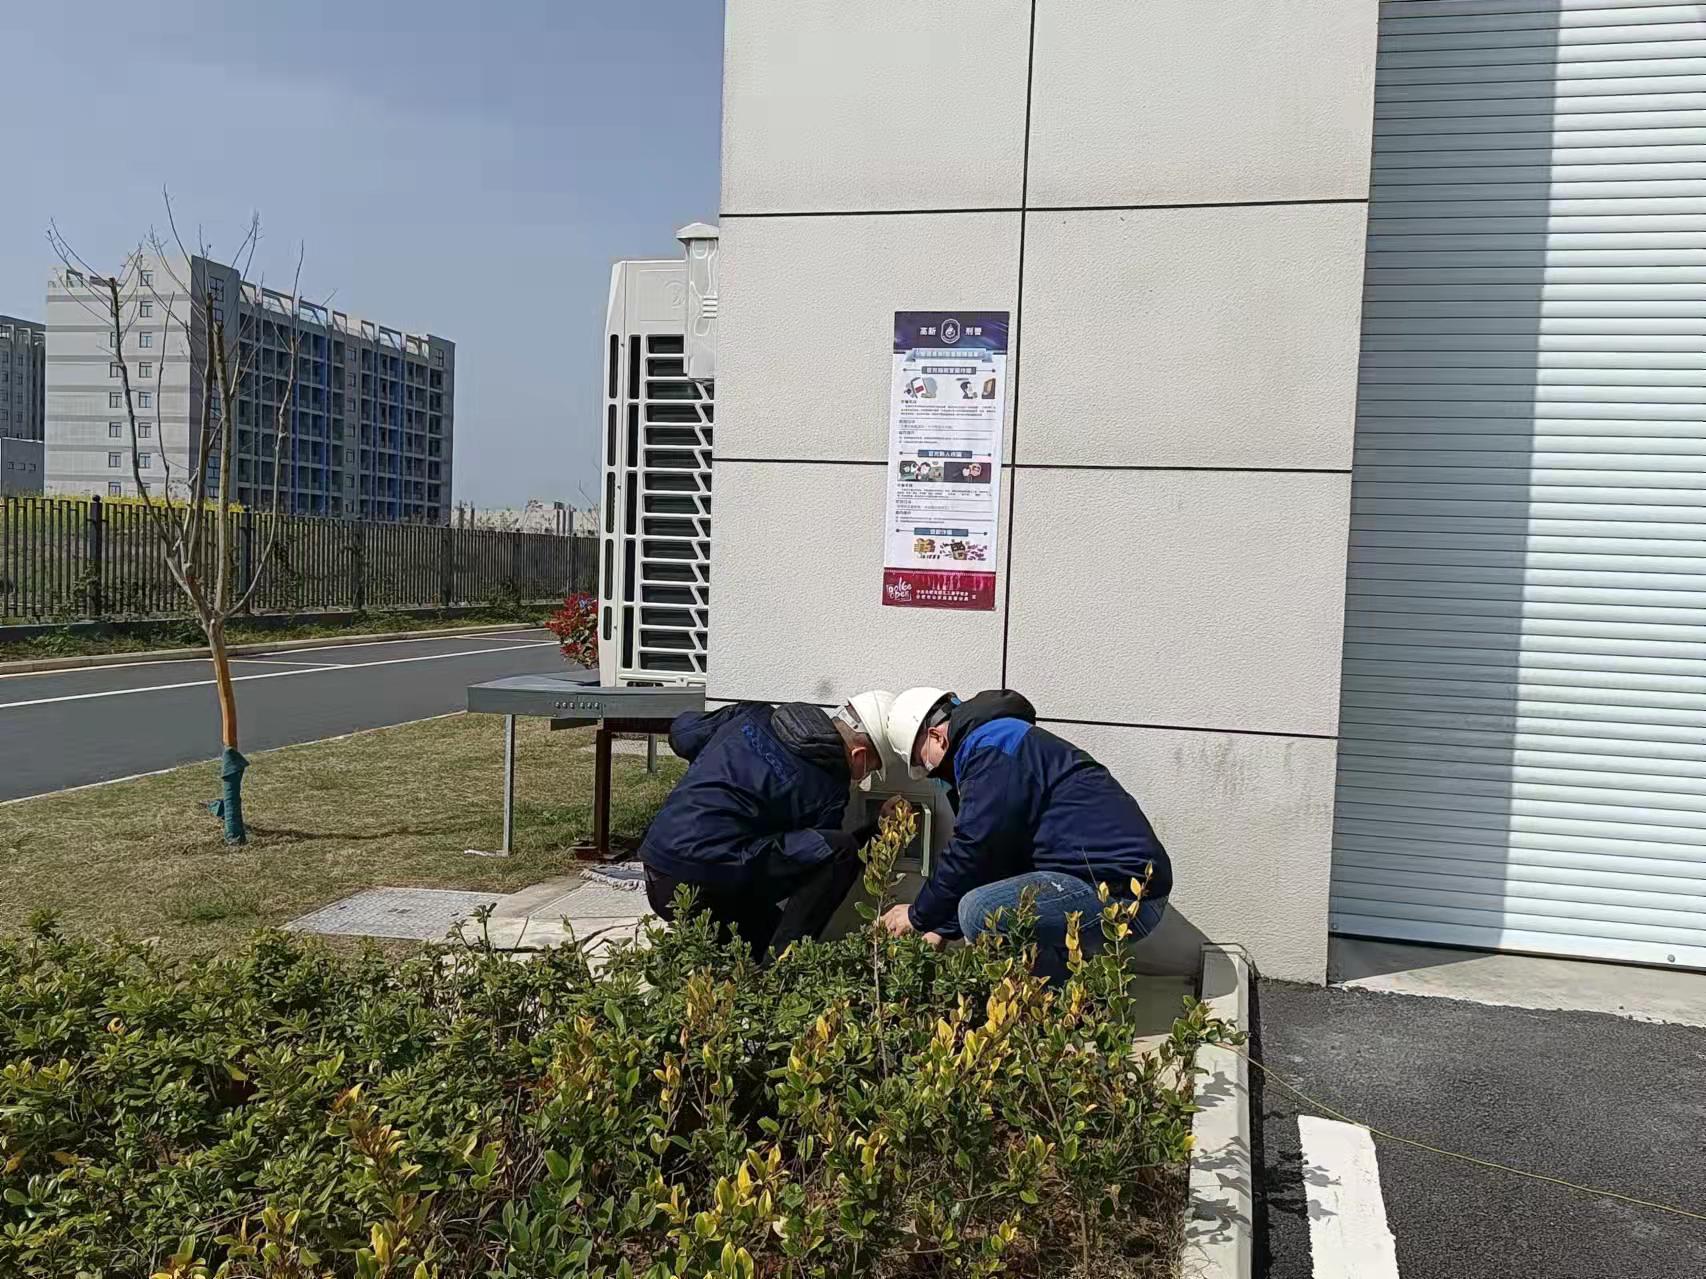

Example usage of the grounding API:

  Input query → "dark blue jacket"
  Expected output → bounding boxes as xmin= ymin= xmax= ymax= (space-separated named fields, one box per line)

xmin=908 ymin=691 xmax=1172 ymax=937
xmin=640 ymin=703 xmax=856 ymax=885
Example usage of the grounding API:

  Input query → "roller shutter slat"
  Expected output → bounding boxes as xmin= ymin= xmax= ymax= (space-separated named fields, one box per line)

xmin=1335 ymin=2 xmax=1706 ymax=968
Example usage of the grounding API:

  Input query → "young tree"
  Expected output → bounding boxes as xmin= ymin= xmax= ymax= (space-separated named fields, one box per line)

xmin=49 ymin=198 xmax=321 ymax=844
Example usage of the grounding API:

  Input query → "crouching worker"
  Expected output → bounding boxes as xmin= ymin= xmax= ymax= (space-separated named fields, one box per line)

xmin=879 ymin=687 xmax=1172 ymax=981
xmin=640 ymin=693 xmax=893 ymax=960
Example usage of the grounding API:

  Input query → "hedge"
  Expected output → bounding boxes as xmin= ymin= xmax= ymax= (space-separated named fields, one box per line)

xmin=0 ymin=816 xmax=1236 ymax=1278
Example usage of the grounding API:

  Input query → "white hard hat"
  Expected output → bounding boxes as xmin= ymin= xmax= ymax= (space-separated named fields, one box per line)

xmin=838 ymin=689 xmax=895 ymax=790
xmin=886 ymin=686 xmax=951 ymax=781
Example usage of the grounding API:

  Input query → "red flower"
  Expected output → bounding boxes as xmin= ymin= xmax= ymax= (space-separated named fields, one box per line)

xmin=544 ymin=592 xmax=599 ymax=669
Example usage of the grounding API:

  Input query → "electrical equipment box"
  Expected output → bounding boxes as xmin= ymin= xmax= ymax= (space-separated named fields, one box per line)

xmin=852 ymin=793 xmax=935 ymax=877
xmin=599 ymin=232 xmax=716 ymax=687
xmin=677 ymin=222 xmax=719 ymax=383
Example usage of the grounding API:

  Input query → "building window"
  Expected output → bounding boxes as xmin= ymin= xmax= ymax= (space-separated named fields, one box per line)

xmin=139 ymin=333 xmax=153 ymax=348
xmin=138 ymin=362 xmax=153 ymax=378
xmin=107 ymin=452 xmax=121 ymax=468
xmin=432 ymin=350 xmax=445 ymax=368
xmin=138 ymin=391 xmax=152 ymax=408
xmin=139 ymin=452 xmax=152 ymax=468
xmin=109 ymin=362 xmax=123 ymax=378
xmin=210 ymin=279 xmax=224 ymax=300
xmin=138 ymin=422 xmax=152 ymax=439
xmin=108 ymin=422 xmax=122 ymax=438
xmin=108 ymin=481 xmax=122 ymax=496
xmin=139 ymin=270 xmax=153 ymax=287
xmin=109 ymin=392 xmax=123 ymax=409
xmin=212 ymin=306 xmax=224 ymax=323
xmin=139 ymin=301 xmax=153 ymax=318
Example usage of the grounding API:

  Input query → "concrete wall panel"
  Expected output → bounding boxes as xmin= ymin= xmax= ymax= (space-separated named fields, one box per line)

xmin=1020 ymin=204 xmax=1367 ymax=469
xmin=722 ymin=0 xmax=1032 ymax=215
xmin=1027 ymin=0 xmax=1378 ymax=207
xmin=1005 ymin=468 xmax=1352 ymax=737
xmin=716 ymin=213 xmax=1020 ymax=463
xmin=1059 ymin=720 xmax=1339 ymax=983
xmin=707 ymin=460 xmax=1007 ymax=706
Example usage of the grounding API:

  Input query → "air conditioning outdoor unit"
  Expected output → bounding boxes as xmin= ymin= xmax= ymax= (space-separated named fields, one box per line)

xmin=598 ymin=224 xmax=718 ymax=688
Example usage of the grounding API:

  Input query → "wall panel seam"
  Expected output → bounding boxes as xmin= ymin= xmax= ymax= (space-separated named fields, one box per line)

xmin=719 ymin=197 xmax=1371 ymax=218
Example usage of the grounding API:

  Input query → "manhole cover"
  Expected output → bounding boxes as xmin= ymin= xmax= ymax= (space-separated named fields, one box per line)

xmin=286 ymin=888 xmax=501 ymax=940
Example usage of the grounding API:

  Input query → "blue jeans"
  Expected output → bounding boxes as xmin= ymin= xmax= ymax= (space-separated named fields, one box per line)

xmin=957 ymin=872 xmax=1168 ymax=983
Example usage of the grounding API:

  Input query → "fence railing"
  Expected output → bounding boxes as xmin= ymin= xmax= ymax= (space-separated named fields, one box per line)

xmin=0 ymin=495 xmax=595 ymax=623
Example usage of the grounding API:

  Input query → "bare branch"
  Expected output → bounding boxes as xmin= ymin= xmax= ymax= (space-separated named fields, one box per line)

xmin=233 ymin=243 xmax=307 ymax=614
xmin=185 ymin=293 xmax=220 ymax=566
xmin=98 ymin=274 xmax=179 ymax=563
xmin=212 ymin=320 xmax=236 ymax=613
xmin=232 ymin=212 xmax=262 ymax=282
xmin=45 ymin=229 xmax=129 ymax=331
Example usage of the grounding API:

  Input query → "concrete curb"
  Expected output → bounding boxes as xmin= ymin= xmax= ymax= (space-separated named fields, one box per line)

xmin=0 ymin=623 xmax=542 ymax=676
xmin=1183 ymin=943 xmax=1254 ymax=1279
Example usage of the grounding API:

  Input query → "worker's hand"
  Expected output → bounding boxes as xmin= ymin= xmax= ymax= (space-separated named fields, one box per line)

xmin=921 ymin=931 xmax=945 ymax=950
xmin=879 ymin=794 xmax=912 ymax=823
xmin=880 ymin=903 xmax=914 ymax=938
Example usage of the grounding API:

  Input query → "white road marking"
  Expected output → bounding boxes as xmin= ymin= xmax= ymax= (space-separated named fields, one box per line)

xmin=230 ymin=658 xmax=352 ymax=668
xmin=0 ymin=642 xmax=557 ymax=711
xmin=0 ymin=627 xmax=543 ymax=681
xmin=441 ymin=633 xmax=551 ymax=647
xmin=1298 ymin=1116 xmax=1401 ymax=1279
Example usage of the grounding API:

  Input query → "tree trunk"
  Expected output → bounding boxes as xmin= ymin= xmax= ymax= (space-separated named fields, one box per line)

xmin=205 ymin=622 xmax=249 ymax=844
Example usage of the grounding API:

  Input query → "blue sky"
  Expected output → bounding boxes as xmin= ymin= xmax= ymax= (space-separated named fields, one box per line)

xmin=0 ymin=0 xmax=724 ymax=508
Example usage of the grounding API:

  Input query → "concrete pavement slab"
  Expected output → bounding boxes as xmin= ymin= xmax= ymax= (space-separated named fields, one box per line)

xmin=287 ymin=887 xmax=502 ymax=941
xmin=1330 ymin=937 xmax=1706 ymax=1029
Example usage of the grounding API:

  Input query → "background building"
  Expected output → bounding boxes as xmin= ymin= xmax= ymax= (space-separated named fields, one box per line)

xmin=707 ymin=0 xmax=1706 ymax=982
xmin=0 ymin=438 xmax=43 ymax=494
xmin=44 ymin=255 xmax=454 ymax=522
xmin=0 ymin=315 xmax=45 ymax=441
xmin=464 ymin=499 xmax=592 ymax=536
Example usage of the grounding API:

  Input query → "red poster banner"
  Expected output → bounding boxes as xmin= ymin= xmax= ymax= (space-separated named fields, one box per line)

xmin=882 ymin=310 xmax=1009 ymax=610
xmin=881 ymin=568 xmax=998 ymax=611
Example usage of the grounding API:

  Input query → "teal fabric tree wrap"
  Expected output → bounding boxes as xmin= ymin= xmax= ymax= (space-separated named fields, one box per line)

xmin=205 ymin=747 xmax=250 ymax=844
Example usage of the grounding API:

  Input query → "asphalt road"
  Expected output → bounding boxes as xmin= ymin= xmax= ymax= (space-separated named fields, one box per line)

xmin=1256 ymin=981 xmax=1706 ymax=1279
xmin=0 ymin=628 xmax=570 ymax=801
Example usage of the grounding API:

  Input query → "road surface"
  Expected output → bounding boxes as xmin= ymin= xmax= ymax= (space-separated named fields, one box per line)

xmin=1256 ymin=979 xmax=1706 ymax=1279
xmin=0 ymin=628 xmax=570 ymax=802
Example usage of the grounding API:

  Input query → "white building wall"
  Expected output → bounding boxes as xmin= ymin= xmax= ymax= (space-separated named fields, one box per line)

xmin=44 ymin=256 xmax=196 ymax=498
xmin=45 ymin=254 xmax=454 ymax=521
xmin=711 ymin=0 xmax=1377 ymax=981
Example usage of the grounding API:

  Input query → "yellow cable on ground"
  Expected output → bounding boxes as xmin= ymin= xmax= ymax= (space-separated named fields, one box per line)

xmin=1238 ymin=1048 xmax=1706 ymax=1226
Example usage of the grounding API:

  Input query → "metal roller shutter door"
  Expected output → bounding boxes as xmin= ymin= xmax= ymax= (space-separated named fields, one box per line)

xmin=1329 ymin=0 xmax=1706 ymax=968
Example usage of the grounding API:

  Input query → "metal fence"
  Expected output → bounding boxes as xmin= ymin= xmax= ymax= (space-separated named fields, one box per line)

xmin=0 ymin=495 xmax=596 ymax=622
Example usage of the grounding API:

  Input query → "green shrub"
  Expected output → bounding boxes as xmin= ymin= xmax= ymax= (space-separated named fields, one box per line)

xmin=0 ymin=833 xmax=1237 ymax=1278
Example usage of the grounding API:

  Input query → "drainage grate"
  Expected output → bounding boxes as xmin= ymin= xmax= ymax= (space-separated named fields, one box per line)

xmin=287 ymin=888 xmax=502 ymax=941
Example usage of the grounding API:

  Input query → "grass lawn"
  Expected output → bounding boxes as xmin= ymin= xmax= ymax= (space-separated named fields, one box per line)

xmin=0 ymin=607 xmax=552 ymax=662
xmin=0 ymin=713 xmax=683 ymax=953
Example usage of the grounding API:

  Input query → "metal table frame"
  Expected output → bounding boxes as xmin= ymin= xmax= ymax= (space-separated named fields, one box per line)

xmin=465 ymin=674 xmax=705 ymax=858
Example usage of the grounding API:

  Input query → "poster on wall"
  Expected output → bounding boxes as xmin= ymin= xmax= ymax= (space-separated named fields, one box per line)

xmin=882 ymin=310 xmax=1008 ymax=610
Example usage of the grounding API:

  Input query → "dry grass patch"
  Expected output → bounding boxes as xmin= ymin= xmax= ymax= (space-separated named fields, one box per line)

xmin=0 ymin=713 xmax=682 ymax=953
